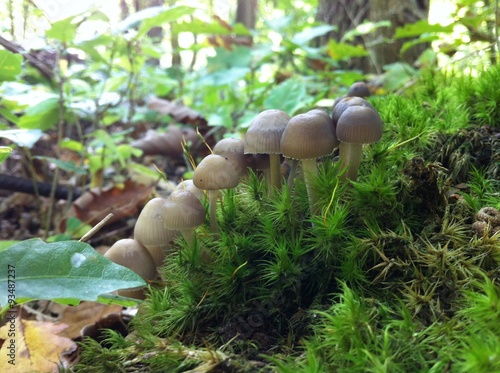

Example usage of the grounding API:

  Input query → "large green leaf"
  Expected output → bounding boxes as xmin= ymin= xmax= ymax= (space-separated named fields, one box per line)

xmin=17 ymin=97 xmax=59 ymax=130
xmin=394 ymin=20 xmax=454 ymax=39
xmin=0 ymin=239 xmax=146 ymax=307
xmin=46 ymin=17 xmax=78 ymax=44
xmin=0 ymin=50 xmax=22 ymax=82
xmin=264 ymin=78 xmax=308 ymax=116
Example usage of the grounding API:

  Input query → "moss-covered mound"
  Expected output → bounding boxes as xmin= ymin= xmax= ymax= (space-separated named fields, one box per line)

xmin=75 ymin=65 xmax=500 ymax=373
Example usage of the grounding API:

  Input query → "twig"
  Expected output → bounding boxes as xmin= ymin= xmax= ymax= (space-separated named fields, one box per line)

xmin=79 ymin=213 xmax=114 ymax=243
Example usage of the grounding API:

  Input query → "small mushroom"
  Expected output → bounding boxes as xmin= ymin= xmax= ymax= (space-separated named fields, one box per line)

xmin=104 ymin=238 xmax=157 ymax=299
xmin=175 ymin=179 xmax=205 ymax=201
xmin=134 ymin=198 xmax=180 ymax=266
xmin=347 ymin=82 xmax=371 ymax=98
xmin=162 ymin=189 xmax=206 ymax=247
xmin=244 ymin=109 xmax=290 ymax=195
xmin=281 ymin=110 xmax=338 ymax=213
xmin=336 ymin=106 xmax=383 ymax=181
xmin=331 ymin=96 xmax=376 ymax=127
xmin=193 ymin=154 xmax=240 ymax=233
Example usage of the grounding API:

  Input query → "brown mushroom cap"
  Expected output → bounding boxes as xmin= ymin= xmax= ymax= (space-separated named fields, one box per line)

xmin=134 ymin=198 xmax=179 ymax=266
xmin=193 ymin=154 xmax=240 ymax=190
xmin=244 ymin=109 xmax=290 ymax=155
xmin=213 ymin=138 xmax=247 ymax=177
xmin=162 ymin=189 xmax=206 ymax=231
xmin=331 ymin=97 xmax=376 ymax=126
xmin=348 ymin=82 xmax=371 ymax=98
xmin=336 ymin=106 xmax=383 ymax=144
xmin=280 ymin=110 xmax=338 ymax=160
xmin=104 ymin=239 xmax=157 ymax=281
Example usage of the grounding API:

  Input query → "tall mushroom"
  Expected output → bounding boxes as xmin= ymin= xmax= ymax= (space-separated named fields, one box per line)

xmin=280 ymin=110 xmax=338 ymax=214
xmin=336 ymin=106 xmax=383 ymax=181
xmin=193 ymin=154 xmax=240 ymax=233
xmin=244 ymin=109 xmax=290 ymax=195
xmin=162 ymin=189 xmax=206 ymax=247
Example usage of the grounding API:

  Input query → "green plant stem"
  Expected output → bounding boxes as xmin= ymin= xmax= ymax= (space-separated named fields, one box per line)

xmin=339 ymin=142 xmax=363 ymax=181
xmin=208 ymin=190 xmax=219 ymax=234
xmin=269 ymin=153 xmax=281 ymax=196
xmin=301 ymin=158 xmax=318 ymax=215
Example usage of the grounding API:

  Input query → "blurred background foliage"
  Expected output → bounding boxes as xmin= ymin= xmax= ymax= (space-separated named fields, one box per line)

xmin=0 ymin=0 xmax=498 ymax=189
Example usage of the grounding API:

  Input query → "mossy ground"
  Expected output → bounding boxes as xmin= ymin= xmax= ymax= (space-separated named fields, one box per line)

xmin=74 ymin=65 xmax=500 ymax=373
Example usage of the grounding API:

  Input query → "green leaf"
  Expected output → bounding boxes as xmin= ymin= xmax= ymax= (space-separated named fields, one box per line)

xmin=327 ymin=40 xmax=369 ymax=60
xmin=0 ymin=146 xmax=12 ymax=163
xmin=17 ymin=97 xmax=60 ymax=130
xmin=0 ymin=106 xmax=20 ymax=124
xmin=0 ymin=241 xmax=19 ymax=252
xmin=342 ymin=20 xmax=391 ymax=42
xmin=46 ymin=17 xmax=78 ymax=44
xmin=34 ymin=156 xmax=87 ymax=174
xmin=0 ymin=129 xmax=43 ymax=148
xmin=400 ymin=34 xmax=440 ymax=54
xmin=292 ymin=24 xmax=336 ymax=46
xmin=0 ymin=50 xmax=22 ymax=82
xmin=0 ymin=238 xmax=146 ymax=307
xmin=135 ymin=5 xmax=196 ymax=39
xmin=394 ymin=20 xmax=454 ymax=39
xmin=264 ymin=78 xmax=308 ymax=115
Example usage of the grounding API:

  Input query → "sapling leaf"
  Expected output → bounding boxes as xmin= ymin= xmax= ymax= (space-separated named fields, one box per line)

xmin=0 ymin=238 xmax=146 ymax=307
xmin=0 ymin=50 xmax=23 ymax=81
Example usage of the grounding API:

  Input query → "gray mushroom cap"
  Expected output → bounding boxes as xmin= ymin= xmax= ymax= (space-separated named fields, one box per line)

xmin=281 ymin=110 xmax=338 ymax=160
xmin=244 ymin=109 xmax=290 ymax=155
xmin=336 ymin=106 xmax=383 ymax=144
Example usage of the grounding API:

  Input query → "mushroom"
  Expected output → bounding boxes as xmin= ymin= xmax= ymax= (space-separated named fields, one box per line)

xmin=193 ymin=154 xmax=240 ymax=233
xmin=134 ymin=198 xmax=180 ymax=266
xmin=347 ymin=82 xmax=371 ymax=98
xmin=104 ymin=238 xmax=157 ymax=299
xmin=244 ymin=109 xmax=290 ymax=195
xmin=213 ymin=138 xmax=247 ymax=179
xmin=162 ymin=189 xmax=206 ymax=247
xmin=336 ymin=106 xmax=383 ymax=181
xmin=331 ymin=97 xmax=376 ymax=127
xmin=280 ymin=110 xmax=338 ymax=213
xmin=175 ymin=179 xmax=204 ymax=202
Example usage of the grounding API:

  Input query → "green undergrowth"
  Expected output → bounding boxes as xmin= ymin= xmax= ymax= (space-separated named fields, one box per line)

xmin=75 ymin=66 xmax=500 ymax=372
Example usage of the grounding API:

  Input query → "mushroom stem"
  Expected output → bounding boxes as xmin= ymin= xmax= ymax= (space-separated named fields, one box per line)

xmin=301 ymin=158 xmax=319 ymax=215
xmin=269 ymin=153 xmax=282 ymax=195
xmin=180 ymin=229 xmax=195 ymax=247
xmin=208 ymin=189 xmax=219 ymax=234
xmin=339 ymin=142 xmax=363 ymax=181
xmin=287 ymin=159 xmax=298 ymax=190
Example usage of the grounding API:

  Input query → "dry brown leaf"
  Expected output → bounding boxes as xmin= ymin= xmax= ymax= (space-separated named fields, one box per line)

xmin=71 ymin=180 xmax=155 ymax=226
xmin=0 ymin=317 xmax=76 ymax=372
xmin=147 ymin=98 xmax=206 ymax=126
xmin=57 ymin=302 xmax=123 ymax=340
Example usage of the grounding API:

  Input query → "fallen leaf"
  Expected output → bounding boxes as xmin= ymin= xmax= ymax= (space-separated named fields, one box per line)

xmin=57 ymin=301 xmax=123 ymax=339
xmin=71 ymin=180 xmax=155 ymax=225
xmin=0 ymin=317 xmax=76 ymax=372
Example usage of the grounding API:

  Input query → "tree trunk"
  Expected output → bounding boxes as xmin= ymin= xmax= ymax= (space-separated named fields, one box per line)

xmin=316 ymin=0 xmax=429 ymax=74
xmin=236 ymin=0 xmax=258 ymax=30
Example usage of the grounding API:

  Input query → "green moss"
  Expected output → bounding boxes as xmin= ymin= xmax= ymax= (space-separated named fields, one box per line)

xmin=76 ymin=65 xmax=500 ymax=372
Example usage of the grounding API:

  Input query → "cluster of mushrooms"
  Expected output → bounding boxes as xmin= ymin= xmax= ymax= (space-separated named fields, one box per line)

xmin=103 ymin=83 xmax=384 ymax=298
